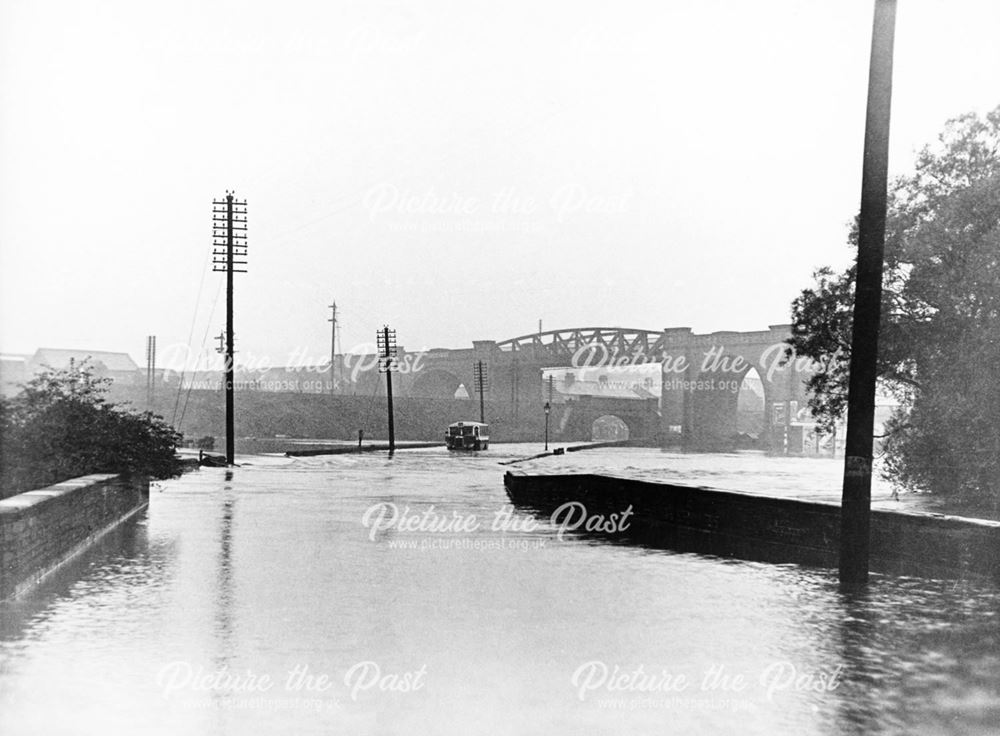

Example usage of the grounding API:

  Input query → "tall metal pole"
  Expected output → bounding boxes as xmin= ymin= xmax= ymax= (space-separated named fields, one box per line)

xmin=840 ymin=0 xmax=897 ymax=587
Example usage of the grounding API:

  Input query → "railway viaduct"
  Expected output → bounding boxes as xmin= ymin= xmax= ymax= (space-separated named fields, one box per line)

xmin=333 ymin=325 xmax=814 ymax=449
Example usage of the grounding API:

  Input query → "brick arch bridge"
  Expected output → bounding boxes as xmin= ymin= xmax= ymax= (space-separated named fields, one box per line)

xmin=336 ymin=325 xmax=813 ymax=449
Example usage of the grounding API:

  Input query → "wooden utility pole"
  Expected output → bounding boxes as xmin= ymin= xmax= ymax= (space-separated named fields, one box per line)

xmin=474 ymin=360 xmax=488 ymax=423
xmin=328 ymin=301 xmax=338 ymax=394
xmin=212 ymin=192 xmax=247 ymax=466
xmin=840 ymin=0 xmax=896 ymax=587
xmin=377 ymin=326 xmax=397 ymax=454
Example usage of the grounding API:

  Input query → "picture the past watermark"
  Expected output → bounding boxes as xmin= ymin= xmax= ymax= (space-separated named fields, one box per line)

xmin=570 ymin=660 xmax=845 ymax=711
xmin=155 ymin=660 xmax=428 ymax=711
xmin=361 ymin=500 xmax=634 ymax=549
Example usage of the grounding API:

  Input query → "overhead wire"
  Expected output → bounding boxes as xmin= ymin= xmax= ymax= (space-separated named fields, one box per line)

xmin=171 ymin=245 xmax=213 ymax=425
xmin=177 ymin=279 xmax=225 ymax=432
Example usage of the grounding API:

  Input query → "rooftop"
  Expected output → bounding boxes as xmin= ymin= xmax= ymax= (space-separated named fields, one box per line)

xmin=31 ymin=348 xmax=139 ymax=373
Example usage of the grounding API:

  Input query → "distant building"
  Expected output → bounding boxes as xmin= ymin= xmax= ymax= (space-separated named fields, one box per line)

xmin=542 ymin=365 xmax=662 ymax=402
xmin=0 ymin=354 xmax=30 ymax=396
xmin=28 ymin=348 xmax=141 ymax=385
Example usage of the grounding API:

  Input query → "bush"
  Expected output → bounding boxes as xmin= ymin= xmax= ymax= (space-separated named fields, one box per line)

xmin=0 ymin=362 xmax=183 ymax=498
xmin=195 ymin=435 xmax=216 ymax=451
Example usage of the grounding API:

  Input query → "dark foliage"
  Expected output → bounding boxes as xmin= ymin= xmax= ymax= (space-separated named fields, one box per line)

xmin=0 ymin=362 xmax=183 ymax=498
xmin=788 ymin=105 xmax=1000 ymax=502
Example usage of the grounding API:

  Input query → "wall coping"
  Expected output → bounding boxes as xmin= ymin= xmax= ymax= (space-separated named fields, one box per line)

xmin=504 ymin=470 xmax=1000 ymax=530
xmin=0 ymin=474 xmax=121 ymax=516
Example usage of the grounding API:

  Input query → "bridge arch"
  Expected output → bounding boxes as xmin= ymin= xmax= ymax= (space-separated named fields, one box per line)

xmin=687 ymin=364 xmax=772 ymax=449
xmin=554 ymin=397 xmax=659 ymax=442
xmin=591 ymin=414 xmax=630 ymax=441
xmin=735 ymin=366 xmax=767 ymax=443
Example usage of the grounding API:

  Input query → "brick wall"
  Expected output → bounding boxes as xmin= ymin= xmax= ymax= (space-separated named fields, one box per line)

xmin=0 ymin=474 xmax=149 ymax=600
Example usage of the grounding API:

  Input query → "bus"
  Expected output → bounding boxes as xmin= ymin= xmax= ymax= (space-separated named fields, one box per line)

xmin=445 ymin=421 xmax=489 ymax=451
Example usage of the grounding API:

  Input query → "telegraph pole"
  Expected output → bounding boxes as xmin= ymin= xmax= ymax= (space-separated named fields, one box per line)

xmin=145 ymin=335 xmax=156 ymax=409
xmin=474 ymin=360 xmax=488 ymax=423
xmin=377 ymin=326 xmax=397 ymax=454
xmin=212 ymin=192 xmax=248 ymax=466
xmin=328 ymin=301 xmax=338 ymax=395
xmin=840 ymin=0 xmax=896 ymax=587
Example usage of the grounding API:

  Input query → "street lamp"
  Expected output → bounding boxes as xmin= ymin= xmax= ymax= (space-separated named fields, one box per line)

xmin=544 ymin=401 xmax=551 ymax=451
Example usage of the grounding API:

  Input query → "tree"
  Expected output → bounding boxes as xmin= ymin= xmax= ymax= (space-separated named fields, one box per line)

xmin=788 ymin=105 xmax=1000 ymax=506
xmin=0 ymin=361 xmax=183 ymax=497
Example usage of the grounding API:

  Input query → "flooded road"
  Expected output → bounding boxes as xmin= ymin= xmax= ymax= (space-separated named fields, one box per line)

xmin=1 ymin=446 xmax=998 ymax=735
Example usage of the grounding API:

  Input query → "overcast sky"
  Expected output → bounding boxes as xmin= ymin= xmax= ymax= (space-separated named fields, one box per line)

xmin=1 ymin=0 xmax=998 ymax=368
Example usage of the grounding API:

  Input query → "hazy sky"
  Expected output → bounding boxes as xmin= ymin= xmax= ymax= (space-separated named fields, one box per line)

xmin=1 ymin=0 xmax=998 ymax=368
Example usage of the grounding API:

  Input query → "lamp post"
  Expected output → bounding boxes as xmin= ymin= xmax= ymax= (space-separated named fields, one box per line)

xmin=544 ymin=401 xmax=550 ymax=451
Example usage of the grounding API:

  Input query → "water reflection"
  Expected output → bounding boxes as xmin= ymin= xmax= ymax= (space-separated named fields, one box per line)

xmin=211 ymin=473 xmax=237 ymax=734
xmin=0 ymin=513 xmax=162 ymax=642
xmin=215 ymin=484 xmax=236 ymax=645
xmin=834 ymin=589 xmax=886 ymax=734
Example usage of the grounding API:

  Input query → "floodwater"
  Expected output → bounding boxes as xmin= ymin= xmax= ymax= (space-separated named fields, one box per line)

xmin=1 ymin=446 xmax=998 ymax=735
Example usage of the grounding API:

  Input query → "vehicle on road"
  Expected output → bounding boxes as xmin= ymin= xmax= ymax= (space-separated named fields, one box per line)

xmin=445 ymin=421 xmax=489 ymax=451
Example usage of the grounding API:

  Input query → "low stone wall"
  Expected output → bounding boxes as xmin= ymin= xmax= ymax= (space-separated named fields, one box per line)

xmin=0 ymin=474 xmax=149 ymax=600
xmin=504 ymin=472 xmax=1000 ymax=581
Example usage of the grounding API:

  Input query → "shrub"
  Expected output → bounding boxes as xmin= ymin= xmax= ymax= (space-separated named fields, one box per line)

xmin=0 ymin=361 xmax=183 ymax=498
